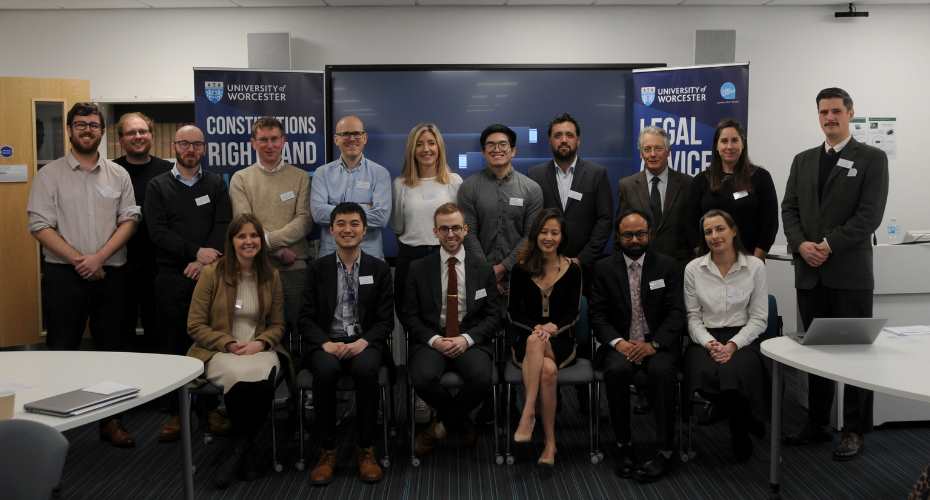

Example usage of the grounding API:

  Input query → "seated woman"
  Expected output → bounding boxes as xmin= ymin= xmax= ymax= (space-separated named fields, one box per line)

xmin=507 ymin=208 xmax=582 ymax=466
xmin=684 ymin=209 xmax=768 ymax=461
xmin=187 ymin=213 xmax=285 ymax=489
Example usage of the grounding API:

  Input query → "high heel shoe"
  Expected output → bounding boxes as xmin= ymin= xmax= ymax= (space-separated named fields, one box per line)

xmin=513 ymin=417 xmax=536 ymax=443
xmin=537 ymin=449 xmax=557 ymax=467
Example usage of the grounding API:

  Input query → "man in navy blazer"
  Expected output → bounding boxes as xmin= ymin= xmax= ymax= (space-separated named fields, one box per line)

xmin=782 ymin=87 xmax=889 ymax=461
xmin=404 ymin=202 xmax=501 ymax=456
xmin=299 ymin=202 xmax=394 ymax=485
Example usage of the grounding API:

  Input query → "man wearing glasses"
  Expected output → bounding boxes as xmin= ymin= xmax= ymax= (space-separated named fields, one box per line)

xmin=144 ymin=124 xmax=231 ymax=441
xmin=310 ymin=115 xmax=391 ymax=259
xmin=27 ymin=102 xmax=141 ymax=447
xmin=457 ymin=123 xmax=543 ymax=295
xmin=618 ymin=127 xmax=692 ymax=264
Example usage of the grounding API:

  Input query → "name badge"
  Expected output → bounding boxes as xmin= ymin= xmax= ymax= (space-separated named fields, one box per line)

xmin=234 ymin=299 xmax=243 ymax=310
xmin=567 ymin=190 xmax=583 ymax=201
xmin=847 ymin=168 xmax=858 ymax=177
xmin=648 ymin=279 xmax=666 ymax=290
xmin=359 ymin=275 xmax=374 ymax=285
xmin=509 ymin=197 xmax=524 ymax=207
xmin=475 ymin=288 xmax=487 ymax=300
xmin=733 ymin=190 xmax=749 ymax=200
xmin=355 ymin=180 xmax=371 ymax=190
xmin=280 ymin=190 xmax=295 ymax=202
xmin=836 ymin=158 xmax=854 ymax=169
xmin=195 ymin=195 xmax=211 ymax=206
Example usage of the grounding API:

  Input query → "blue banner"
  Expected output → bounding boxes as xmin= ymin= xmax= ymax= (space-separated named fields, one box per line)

xmin=632 ymin=63 xmax=749 ymax=177
xmin=194 ymin=68 xmax=325 ymax=180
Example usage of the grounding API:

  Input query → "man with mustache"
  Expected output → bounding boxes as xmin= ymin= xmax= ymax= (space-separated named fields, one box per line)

xmin=27 ymin=102 xmax=141 ymax=446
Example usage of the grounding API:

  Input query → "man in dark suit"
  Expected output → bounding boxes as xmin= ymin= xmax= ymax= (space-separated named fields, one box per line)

xmin=782 ymin=87 xmax=889 ymax=461
xmin=299 ymin=202 xmax=394 ymax=485
xmin=591 ymin=209 xmax=685 ymax=482
xmin=404 ymin=202 xmax=501 ymax=456
xmin=618 ymin=127 xmax=692 ymax=264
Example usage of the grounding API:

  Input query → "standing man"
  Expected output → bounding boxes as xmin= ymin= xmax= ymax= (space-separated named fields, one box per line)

xmin=27 ymin=102 xmax=140 ymax=447
xmin=145 ymin=124 xmax=231 ymax=441
xmin=782 ymin=87 xmax=889 ymax=460
xmin=590 ymin=209 xmax=684 ymax=482
xmin=114 ymin=112 xmax=172 ymax=354
xmin=458 ymin=123 xmax=543 ymax=295
xmin=618 ymin=127 xmax=692 ymax=264
xmin=310 ymin=115 xmax=391 ymax=259
xmin=300 ymin=203 xmax=394 ymax=485
xmin=405 ymin=202 xmax=501 ymax=456
xmin=230 ymin=117 xmax=312 ymax=342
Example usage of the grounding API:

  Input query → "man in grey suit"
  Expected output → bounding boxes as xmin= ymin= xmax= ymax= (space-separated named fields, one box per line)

xmin=781 ymin=87 xmax=889 ymax=461
xmin=618 ymin=127 xmax=692 ymax=264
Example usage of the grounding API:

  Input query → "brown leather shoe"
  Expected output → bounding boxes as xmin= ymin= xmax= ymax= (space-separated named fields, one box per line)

xmin=207 ymin=409 xmax=231 ymax=435
xmin=310 ymin=448 xmax=337 ymax=486
xmin=357 ymin=447 xmax=383 ymax=483
xmin=99 ymin=418 xmax=135 ymax=448
xmin=415 ymin=422 xmax=440 ymax=457
xmin=159 ymin=415 xmax=181 ymax=442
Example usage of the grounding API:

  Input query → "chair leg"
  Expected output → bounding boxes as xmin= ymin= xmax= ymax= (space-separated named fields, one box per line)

xmin=493 ymin=382 xmax=502 ymax=465
xmin=505 ymin=384 xmax=514 ymax=465
xmin=587 ymin=383 xmax=598 ymax=464
xmin=410 ymin=380 xmax=419 ymax=467
xmin=592 ymin=381 xmax=602 ymax=463
xmin=270 ymin=385 xmax=282 ymax=473
xmin=380 ymin=385 xmax=391 ymax=468
xmin=295 ymin=388 xmax=305 ymax=471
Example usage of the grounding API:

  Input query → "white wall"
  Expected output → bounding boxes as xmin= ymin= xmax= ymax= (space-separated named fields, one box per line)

xmin=2 ymin=4 xmax=928 ymax=328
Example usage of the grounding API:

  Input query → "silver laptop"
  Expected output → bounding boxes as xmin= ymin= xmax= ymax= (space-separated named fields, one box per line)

xmin=24 ymin=387 xmax=139 ymax=418
xmin=789 ymin=317 xmax=887 ymax=346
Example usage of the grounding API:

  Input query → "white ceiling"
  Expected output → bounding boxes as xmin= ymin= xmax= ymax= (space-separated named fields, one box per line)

xmin=0 ymin=0 xmax=926 ymax=8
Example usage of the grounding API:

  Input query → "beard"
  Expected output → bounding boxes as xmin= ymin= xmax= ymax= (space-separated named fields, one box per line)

xmin=125 ymin=143 xmax=152 ymax=161
xmin=69 ymin=133 xmax=102 ymax=155
xmin=620 ymin=244 xmax=647 ymax=260
xmin=175 ymin=152 xmax=201 ymax=169
xmin=551 ymin=144 xmax=577 ymax=163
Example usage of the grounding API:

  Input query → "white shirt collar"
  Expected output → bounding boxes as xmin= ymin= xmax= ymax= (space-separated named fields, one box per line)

xmin=622 ymin=252 xmax=646 ymax=269
xmin=440 ymin=246 xmax=465 ymax=265
xmin=646 ymin=165 xmax=669 ymax=184
xmin=698 ymin=252 xmax=748 ymax=272
xmin=825 ymin=135 xmax=852 ymax=153
xmin=552 ymin=156 xmax=578 ymax=175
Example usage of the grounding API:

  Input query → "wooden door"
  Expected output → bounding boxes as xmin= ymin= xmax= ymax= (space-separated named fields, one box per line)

xmin=0 ymin=77 xmax=90 ymax=347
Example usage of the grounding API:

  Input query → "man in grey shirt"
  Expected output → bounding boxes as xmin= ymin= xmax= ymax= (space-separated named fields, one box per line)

xmin=458 ymin=123 xmax=543 ymax=294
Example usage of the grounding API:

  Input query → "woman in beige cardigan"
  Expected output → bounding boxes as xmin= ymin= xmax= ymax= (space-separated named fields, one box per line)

xmin=187 ymin=213 xmax=285 ymax=489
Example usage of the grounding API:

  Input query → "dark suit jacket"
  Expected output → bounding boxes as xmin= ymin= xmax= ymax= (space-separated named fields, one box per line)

xmin=589 ymin=250 xmax=685 ymax=363
xmin=298 ymin=252 xmax=394 ymax=356
xmin=617 ymin=168 xmax=692 ymax=262
xmin=527 ymin=158 xmax=613 ymax=266
xmin=402 ymin=252 xmax=501 ymax=356
xmin=781 ymin=138 xmax=889 ymax=290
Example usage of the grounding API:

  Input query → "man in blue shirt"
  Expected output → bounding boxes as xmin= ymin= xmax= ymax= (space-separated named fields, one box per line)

xmin=310 ymin=115 xmax=392 ymax=259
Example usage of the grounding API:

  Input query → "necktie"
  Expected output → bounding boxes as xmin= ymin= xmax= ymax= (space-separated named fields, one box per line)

xmin=445 ymin=257 xmax=460 ymax=337
xmin=650 ymin=176 xmax=663 ymax=228
xmin=628 ymin=261 xmax=646 ymax=342
xmin=827 ymin=147 xmax=837 ymax=157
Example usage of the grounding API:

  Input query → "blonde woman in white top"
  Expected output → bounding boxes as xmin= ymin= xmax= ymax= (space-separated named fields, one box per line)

xmin=391 ymin=123 xmax=463 ymax=310
xmin=683 ymin=209 xmax=768 ymax=462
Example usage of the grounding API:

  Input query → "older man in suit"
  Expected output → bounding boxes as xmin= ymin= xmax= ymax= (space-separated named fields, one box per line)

xmin=782 ymin=87 xmax=889 ymax=461
xmin=591 ymin=209 xmax=685 ymax=483
xmin=404 ymin=202 xmax=501 ymax=456
xmin=618 ymin=127 xmax=692 ymax=264
xmin=299 ymin=202 xmax=394 ymax=485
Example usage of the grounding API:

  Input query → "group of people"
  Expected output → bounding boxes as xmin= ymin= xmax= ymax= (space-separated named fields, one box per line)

xmin=25 ymin=85 xmax=888 ymax=488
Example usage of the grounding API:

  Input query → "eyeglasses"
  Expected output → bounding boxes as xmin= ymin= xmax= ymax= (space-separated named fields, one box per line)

xmin=436 ymin=225 xmax=465 ymax=234
xmin=619 ymin=230 xmax=650 ymax=241
xmin=641 ymin=145 xmax=667 ymax=154
xmin=174 ymin=140 xmax=206 ymax=150
xmin=335 ymin=131 xmax=366 ymax=139
xmin=72 ymin=121 xmax=102 ymax=131
xmin=122 ymin=128 xmax=150 ymax=137
xmin=484 ymin=141 xmax=511 ymax=152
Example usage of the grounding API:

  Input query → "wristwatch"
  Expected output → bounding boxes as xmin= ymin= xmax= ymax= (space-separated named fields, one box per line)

xmin=650 ymin=340 xmax=661 ymax=350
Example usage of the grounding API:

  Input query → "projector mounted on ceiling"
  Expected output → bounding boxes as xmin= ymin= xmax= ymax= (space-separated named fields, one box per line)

xmin=836 ymin=3 xmax=869 ymax=18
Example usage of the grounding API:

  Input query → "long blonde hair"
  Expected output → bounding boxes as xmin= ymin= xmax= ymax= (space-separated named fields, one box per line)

xmin=401 ymin=123 xmax=451 ymax=187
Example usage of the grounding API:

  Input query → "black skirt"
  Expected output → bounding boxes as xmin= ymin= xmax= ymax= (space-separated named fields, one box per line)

xmin=685 ymin=326 xmax=767 ymax=420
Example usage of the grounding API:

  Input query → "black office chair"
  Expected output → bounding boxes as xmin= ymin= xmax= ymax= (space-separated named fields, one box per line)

xmin=0 ymin=419 xmax=69 ymax=500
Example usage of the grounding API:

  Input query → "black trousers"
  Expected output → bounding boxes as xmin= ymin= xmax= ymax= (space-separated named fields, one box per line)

xmin=600 ymin=347 xmax=678 ymax=449
xmin=393 ymin=242 xmax=439 ymax=319
xmin=224 ymin=380 xmax=273 ymax=439
xmin=409 ymin=345 xmax=492 ymax=430
xmin=120 ymin=256 xmax=158 ymax=352
xmin=308 ymin=347 xmax=383 ymax=449
xmin=43 ymin=263 xmax=126 ymax=350
xmin=797 ymin=284 xmax=874 ymax=434
xmin=154 ymin=270 xmax=197 ymax=356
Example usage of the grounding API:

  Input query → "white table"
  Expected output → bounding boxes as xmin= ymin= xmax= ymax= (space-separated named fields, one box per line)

xmin=761 ymin=333 xmax=930 ymax=496
xmin=0 ymin=351 xmax=203 ymax=500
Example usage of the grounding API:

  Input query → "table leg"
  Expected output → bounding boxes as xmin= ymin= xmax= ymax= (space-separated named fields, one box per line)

xmin=770 ymin=360 xmax=783 ymax=496
xmin=179 ymin=385 xmax=194 ymax=500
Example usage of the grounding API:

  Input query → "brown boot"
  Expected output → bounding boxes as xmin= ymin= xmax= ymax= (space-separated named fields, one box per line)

xmin=99 ymin=418 xmax=135 ymax=448
xmin=158 ymin=415 xmax=181 ymax=442
xmin=414 ymin=421 xmax=441 ymax=457
xmin=310 ymin=448 xmax=337 ymax=486
xmin=207 ymin=409 xmax=231 ymax=435
xmin=357 ymin=447 xmax=383 ymax=483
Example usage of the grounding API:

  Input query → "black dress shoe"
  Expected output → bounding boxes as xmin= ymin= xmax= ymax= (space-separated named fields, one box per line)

xmin=783 ymin=423 xmax=832 ymax=446
xmin=614 ymin=443 xmax=635 ymax=479
xmin=213 ymin=439 xmax=246 ymax=489
xmin=732 ymin=432 xmax=753 ymax=462
xmin=833 ymin=432 xmax=864 ymax=461
xmin=633 ymin=452 xmax=671 ymax=483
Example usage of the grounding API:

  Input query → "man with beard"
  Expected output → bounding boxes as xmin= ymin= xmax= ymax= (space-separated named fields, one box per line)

xmin=145 ymin=124 xmax=231 ymax=441
xmin=590 ymin=209 xmax=685 ymax=483
xmin=113 ymin=113 xmax=171 ymax=355
xmin=27 ymin=102 xmax=141 ymax=446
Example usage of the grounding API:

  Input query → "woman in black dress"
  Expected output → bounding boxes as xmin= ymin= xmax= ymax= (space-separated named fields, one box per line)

xmin=507 ymin=208 xmax=582 ymax=466
xmin=686 ymin=119 xmax=778 ymax=259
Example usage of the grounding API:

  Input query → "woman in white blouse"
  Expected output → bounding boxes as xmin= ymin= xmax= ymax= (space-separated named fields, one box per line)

xmin=391 ymin=123 xmax=463 ymax=309
xmin=684 ymin=209 xmax=768 ymax=462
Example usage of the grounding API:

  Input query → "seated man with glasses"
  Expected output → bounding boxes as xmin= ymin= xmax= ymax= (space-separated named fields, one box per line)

xmin=310 ymin=115 xmax=391 ymax=259
xmin=617 ymin=127 xmax=692 ymax=265
xmin=403 ymin=202 xmax=501 ymax=456
xmin=590 ymin=209 xmax=685 ymax=483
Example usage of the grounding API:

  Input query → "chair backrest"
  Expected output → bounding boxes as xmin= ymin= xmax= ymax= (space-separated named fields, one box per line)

xmin=759 ymin=294 xmax=783 ymax=342
xmin=0 ymin=419 xmax=69 ymax=500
